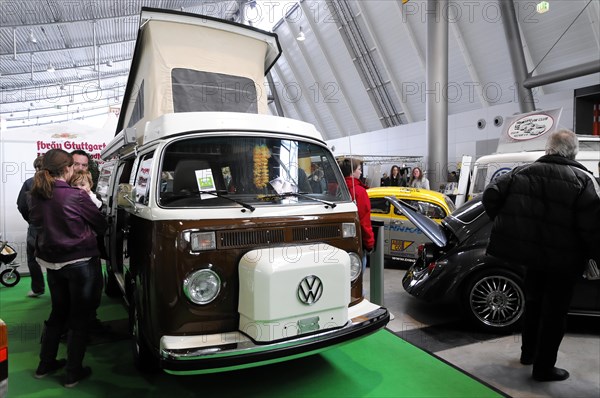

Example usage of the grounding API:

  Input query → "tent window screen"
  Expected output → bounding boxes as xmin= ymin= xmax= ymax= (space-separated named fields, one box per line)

xmin=127 ymin=80 xmax=145 ymax=128
xmin=171 ymin=68 xmax=258 ymax=113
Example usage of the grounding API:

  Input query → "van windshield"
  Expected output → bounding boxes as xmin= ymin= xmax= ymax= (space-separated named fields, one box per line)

xmin=158 ymin=136 xmax=349 ymax=208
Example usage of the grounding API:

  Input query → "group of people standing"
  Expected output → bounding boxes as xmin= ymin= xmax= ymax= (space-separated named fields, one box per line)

xmin=380 ymin=164 xmax=430 ymax=190
xmin=339 ymin=130 xmax=600 ymax=383
xmin=16 ymin=148 xmax=107 ymax=388
xmin=339 ymin=159 xmax=433 ymax=261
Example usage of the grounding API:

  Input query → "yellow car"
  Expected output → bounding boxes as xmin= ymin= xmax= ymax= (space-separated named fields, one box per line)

xmin=367 ymin=187 xmax=456 ymax=262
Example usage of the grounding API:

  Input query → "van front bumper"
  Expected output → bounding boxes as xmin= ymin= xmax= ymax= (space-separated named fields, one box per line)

xmin=159 ymin=300 xmax=389 ymax=374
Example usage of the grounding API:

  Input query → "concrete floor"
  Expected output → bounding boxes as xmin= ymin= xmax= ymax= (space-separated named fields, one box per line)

xmin=365 ymin=266 xmax=600 ymax=398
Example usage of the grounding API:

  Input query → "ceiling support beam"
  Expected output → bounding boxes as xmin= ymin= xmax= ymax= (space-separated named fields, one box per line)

xmin=499 ymin=0 xmax=535 ymax=113
xmin=2 ymin=65 xmax=129 ymax=90
xmin=333 ymin=0 xmax=402 ymax=128
xmin=356 ymin=1 xmax=414 ymax=122
xmin=285 ymin=17 xmax=346 ymax=138
xmin=523 ymin=60 xmax=600 ymax=89
xmin=447 ymin=6 xmax=488 ymax=108
xmin=266 ymin=72 xmax=285 ymax=117
xmin=517 ymin=22 xmax=545 ymax=97
xmin=297 ymin=0 xmax=365 ymax=133
xmin=394 ymin=1 xmax=425 ymax=72
xmin=0 ymin=38 xmax=136 ymax=59
xmin=586 ymin=0 xmax=600 ymax=49
xmin=272 ymin=64 xmax=305 ymax=122
xmin=12 ymin=28 xmax=17 ymax=59
xmin=274 ymin=53 xmax=328 ymax=136
xmin=1 ymin=70 xmax=129 ymax=103
xmin=0 ymin=13 xmax=141 ymax=29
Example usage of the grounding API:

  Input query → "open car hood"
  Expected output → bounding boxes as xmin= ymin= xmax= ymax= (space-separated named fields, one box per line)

xmin=385 ymin=196 xmax=448 ymax=248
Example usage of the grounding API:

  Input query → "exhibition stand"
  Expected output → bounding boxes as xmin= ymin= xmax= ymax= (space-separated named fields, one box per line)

xmin=0 ymin=277 xmax=503 ymax=397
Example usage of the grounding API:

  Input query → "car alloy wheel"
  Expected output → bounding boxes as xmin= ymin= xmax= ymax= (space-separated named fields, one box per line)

xmin=466 ymin=270 xmax=525 ymax=333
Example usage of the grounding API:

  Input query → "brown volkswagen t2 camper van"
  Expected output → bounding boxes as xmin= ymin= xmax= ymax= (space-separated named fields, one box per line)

xmin=97 ymin=8 xmax=389 ymax=374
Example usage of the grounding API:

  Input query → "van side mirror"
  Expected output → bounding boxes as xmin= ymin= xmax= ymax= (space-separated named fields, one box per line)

xmin=117 ymin=183 xmax=137 ymax=210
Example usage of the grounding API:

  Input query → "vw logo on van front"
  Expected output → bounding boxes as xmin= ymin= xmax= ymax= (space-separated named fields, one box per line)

xmin=297 ymin=275 xmax=323 ymax=305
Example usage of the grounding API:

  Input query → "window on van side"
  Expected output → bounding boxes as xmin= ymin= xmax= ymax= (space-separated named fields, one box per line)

xmin=96 ymin=160 xmax=116 ymax=204
xmin=133 ymin=152 xmax=154 ymax=205
xmin=127 ymin=80 xmax=144 ymax=128
xmin=472 ymin=166 xmax=488 ymax=196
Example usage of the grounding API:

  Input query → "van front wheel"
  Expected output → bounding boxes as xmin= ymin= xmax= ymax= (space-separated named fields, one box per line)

xmin=129 ymin=294 xmax=160 ymax=373
xmin=104 ymin=266 xmax=121 ymax=298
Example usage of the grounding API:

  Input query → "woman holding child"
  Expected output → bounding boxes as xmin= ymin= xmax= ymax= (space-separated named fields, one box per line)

xmin=29 ymin=149 xmax=107 ymax=387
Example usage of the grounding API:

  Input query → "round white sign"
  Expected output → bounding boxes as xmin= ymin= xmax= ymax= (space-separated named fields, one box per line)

xmin=507 ymin=114 xmax=554 ymax=141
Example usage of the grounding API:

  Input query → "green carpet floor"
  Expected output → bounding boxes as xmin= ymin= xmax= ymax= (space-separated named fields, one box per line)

xmin=0 ymin=275 xmax=503 ymax=398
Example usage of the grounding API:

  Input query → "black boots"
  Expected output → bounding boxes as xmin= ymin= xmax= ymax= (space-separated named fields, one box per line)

xmin=36 ymin=321 xmax=65 ymax=378
xmin=35 ymin=323 xmax=92 ymax=387
xmin=532 ymin=367 xmax=570 ymax=382
xmin=34 ymin=359 xmax=66 ymax=379
xmin=64 ymin=366 xmax=92 ymax=388
xmin=519 ymin=353 xmax=534 ymax=365
xmin=64 ymin=330 xmax=91 ymax=387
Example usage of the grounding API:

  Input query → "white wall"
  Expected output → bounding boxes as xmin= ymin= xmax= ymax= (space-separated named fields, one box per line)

xmin=0 ymin=114 xmax=117 ymax=269
xmin=327 ymin=90 xmax=576 ymax=175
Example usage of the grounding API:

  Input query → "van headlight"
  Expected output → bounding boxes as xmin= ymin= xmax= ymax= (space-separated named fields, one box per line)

xmin=189 ymin=231 xmax=216 ymax=251
xmin=349 ymin=252 xmax=362 ymax=281
xmin=183 ymin=269 xmax=221 ymax=305
xmin=342 ymin=223 xmax=357 ymax=238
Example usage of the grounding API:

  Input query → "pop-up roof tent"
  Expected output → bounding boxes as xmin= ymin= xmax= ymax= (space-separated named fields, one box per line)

xmin=116 ymin=7 xmax=282 ymax=144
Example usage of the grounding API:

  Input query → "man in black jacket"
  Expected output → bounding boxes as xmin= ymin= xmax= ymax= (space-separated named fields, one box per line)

xmin=16 ymin=155 xmax=45 ymax=297
xmin=482 ymin=129 xmax=600 ymax=382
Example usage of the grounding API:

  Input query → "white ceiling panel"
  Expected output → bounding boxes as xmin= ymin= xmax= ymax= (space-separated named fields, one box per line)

xmin=2 ymin=0 xmax=599 ymax=138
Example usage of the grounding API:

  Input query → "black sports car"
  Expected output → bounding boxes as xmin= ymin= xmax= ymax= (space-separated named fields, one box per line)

xmin=397 ymin=196 xmax=600 ymax=333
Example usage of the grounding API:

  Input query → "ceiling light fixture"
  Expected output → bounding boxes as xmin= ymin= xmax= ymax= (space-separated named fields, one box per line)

xmin=60 ymin=84 xmax=66 ymax=90
xmin=47 ymin=63 xmax=55 ymax=73
xmin=28 ymin=29 xmax=37 ymax=44
xmin=106 ymin=60 xmax=113 ymax=67
xmin=296 ymin=26 xmax=306 ymax=42
xmin=536 ymin=1 xmax=549 ymax=13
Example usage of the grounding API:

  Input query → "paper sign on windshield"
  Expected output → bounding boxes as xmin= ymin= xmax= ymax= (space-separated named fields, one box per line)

xmin=270 ymin=176 xmax=297 ymax=194
xmin=195 ymin=169 xmax=216 ymax=199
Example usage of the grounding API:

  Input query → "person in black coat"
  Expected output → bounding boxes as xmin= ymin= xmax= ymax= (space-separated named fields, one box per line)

xmin=482 ymin=129 xmax=600 ymax=382
xmin=387 ymin=165 xmax=403 ymax=186
xmin=16 ymin=155 xmax=45 ymax=297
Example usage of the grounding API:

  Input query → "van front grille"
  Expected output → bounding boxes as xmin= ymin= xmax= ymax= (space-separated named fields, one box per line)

xmin=218 ymin=229 xmax=285 ymax=248
xmin=216 ymin=224 xmax=343 ymax=249
xmin=292 ymin=225 xmax=342 ymax=241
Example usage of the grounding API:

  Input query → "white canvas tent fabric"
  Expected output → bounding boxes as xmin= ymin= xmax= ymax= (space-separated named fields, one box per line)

xmin=120 ymin=9 xmax=281 ymax=143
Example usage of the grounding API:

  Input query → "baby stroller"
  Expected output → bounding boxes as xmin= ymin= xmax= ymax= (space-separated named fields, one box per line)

xmin=0 ymin=241 xmax=20 ymax=287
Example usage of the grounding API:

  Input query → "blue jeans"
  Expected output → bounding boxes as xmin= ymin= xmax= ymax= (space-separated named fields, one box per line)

xmin=40 ymin=258 xmax=102 ymax=372
xmin=46 ymin=259 xmax=101 ymax=331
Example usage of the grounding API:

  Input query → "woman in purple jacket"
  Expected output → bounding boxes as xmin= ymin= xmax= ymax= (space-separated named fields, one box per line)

xmin=29 ymin=149 xmax=107 ymax=387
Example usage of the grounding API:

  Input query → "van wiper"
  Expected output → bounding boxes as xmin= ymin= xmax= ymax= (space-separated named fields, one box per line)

xmin=199 ymin=190 xmax=255 ymax=212
xmin=264 ymin=192 xmax=336 ymax=208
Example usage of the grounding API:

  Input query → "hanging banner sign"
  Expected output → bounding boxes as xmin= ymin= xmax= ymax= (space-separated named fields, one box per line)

xmin=497 ymin=108 xmax=562 ymax=153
